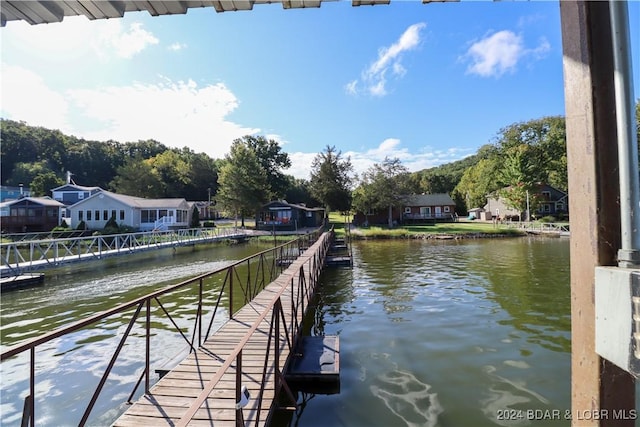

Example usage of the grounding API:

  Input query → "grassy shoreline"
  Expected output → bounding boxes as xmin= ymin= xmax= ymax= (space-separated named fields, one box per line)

xmin=328 ymin=213 xmax=526 ymax=240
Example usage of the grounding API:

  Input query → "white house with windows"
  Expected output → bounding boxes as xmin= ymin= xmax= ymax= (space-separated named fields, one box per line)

xmin=67 ymin=190 xmax=192 ymax=231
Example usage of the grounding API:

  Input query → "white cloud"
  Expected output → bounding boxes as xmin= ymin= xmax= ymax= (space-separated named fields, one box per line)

xmin=168 ymin=42 xmax=188 ymax=51
xmin=346 ymin=22 xmax=426 ymax=97
xmin=1 ymin=64 xmax=258 ymax=158
xmin=462 ymin=30 xmax=550 ymax=78
xmin=286 ymin=139 xmax=473 ymax=182
xmin=344 ymin=80 xmax=358 ymax=95
xmin=67 ymin=78 xmax=258 ymax=158
xmin=96 ymin=22 xmax=159 ymax=59
xmin=1 ymin=16 xmax=157 ymax=61
xmin=1 ymin=64 xmax=71 ymax=131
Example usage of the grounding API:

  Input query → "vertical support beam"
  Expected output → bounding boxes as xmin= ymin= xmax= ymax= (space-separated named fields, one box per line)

xmin=559 ymin=2 xmax=635 ymax=426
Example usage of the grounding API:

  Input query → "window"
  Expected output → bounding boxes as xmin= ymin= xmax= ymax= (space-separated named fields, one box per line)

xmin=404 ymin=207 xmax=411 ymax=214
xmin=365 ymin=208 xmax=376 ymax=216
xmin=120 ymin=210 xmax=125 ymax=221
xmin=87 ymin=210 xmax=92 ymax=221
xmin=141 ymin=210 xmax=157 ymax=223
xmin=159 ymin=209 xmax=168 ymax=218
xmin=111 ymin=210 xmax=116 ymax=220
xmin=444 ymin=206 xmax=450 ymax=213
xmin=103 ymin=210 xmax=108 ymax=221
xmin=78 ymin=192 xmax=84 ymax=200
xmin=542 ymin=191 xmax=551 ymax=201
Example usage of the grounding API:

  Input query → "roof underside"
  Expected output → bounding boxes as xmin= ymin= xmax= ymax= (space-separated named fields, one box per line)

xmin=1 ymin=0 xmax=457 ymax=26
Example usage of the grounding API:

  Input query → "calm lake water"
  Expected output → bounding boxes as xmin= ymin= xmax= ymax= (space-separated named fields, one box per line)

xmin=1 ymin=237 xmax=572 ymax=426
xmin=281 ymin=237 xmax=572 ymax=427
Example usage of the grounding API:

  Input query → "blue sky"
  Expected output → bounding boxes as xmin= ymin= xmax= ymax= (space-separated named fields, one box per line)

xmin=1 ymin=1 xmax=639 ymax=180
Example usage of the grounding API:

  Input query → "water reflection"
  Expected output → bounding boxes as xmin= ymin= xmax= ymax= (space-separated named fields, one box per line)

xmin=0 ymin=241 xmax=274 ymax=427
xmin=288 ymin=238 xmax=571 ymax=427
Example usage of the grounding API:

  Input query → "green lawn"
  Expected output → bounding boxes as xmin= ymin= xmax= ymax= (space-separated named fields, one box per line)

xmin=326 ymin=211 xmax=524 ymax=239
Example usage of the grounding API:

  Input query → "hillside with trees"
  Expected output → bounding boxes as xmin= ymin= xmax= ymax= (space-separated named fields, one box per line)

xmin=3 ymin=103 xmax=638 ymax=218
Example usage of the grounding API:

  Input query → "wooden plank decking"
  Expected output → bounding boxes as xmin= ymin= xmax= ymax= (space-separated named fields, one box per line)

xmin=113 ymin=233 xmax=328 ymax=427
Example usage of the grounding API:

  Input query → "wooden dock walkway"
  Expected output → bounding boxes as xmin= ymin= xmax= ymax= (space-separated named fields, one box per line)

xmin=113 ymin=232 xmax=331 ymax=427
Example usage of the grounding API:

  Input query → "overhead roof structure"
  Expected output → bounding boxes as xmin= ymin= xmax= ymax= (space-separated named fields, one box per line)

xmin=1 ymin=0 xmax=638 ymax=423
xmin=0 ymin=0 xmax=455 ymax=26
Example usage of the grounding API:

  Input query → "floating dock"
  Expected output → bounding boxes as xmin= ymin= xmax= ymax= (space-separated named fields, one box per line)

xmin=0 ymin=273 xmax=44 ymax=292
xmin=325 ymin=237 xmax=353 ymax=267
xmin=286 ymin=335 xmax=340 ymax=394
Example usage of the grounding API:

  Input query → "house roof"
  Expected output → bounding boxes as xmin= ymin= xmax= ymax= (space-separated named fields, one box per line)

xmin=70 ymin=190 xmax=189 ymax=209
xmin=402 ymin=193 xmax=455 ymax=206
xmin=0 ymin=197 xmax=66 ymax=208
xmin=51 ymin=184 xmax=103 ymax=192
xmin=262 ymin=200 xmax=325 ymax=212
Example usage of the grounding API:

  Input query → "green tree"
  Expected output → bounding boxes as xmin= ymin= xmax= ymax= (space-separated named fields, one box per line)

xmin=216 ymin=141 xmax=270 ymax=227
xmin=190 ymin=207 xmax=201 ymax=228
xmin=110 ymin=156 xmax=164 ymax=197
xmin=351 ymin=182 xmax=377 ymax=225
xmin=283 ymin=176 xmax=318 ymax=206
xmin=148 ymin=150 xmax=191 ymax=197
xmin=358 ymin=157 xmax=410 ymax=227
xmin=239 ymin=135 xmax=291 ymax=199
xmin=452 ymin=157 xmax=502 ymax=211
xmin=30 ymin=172 xmax=64 ymax=196
xmin=309 ymin=145 xmax=354 ymax=214
xmin=183 ymin=150 xmax=218 ymax=201
xmin=494 ymin=116 xmax=566 ymax=190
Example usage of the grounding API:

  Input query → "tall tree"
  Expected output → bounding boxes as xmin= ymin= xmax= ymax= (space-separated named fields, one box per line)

xmin=239 ymin=135 xmax=291 ymax=199
xmin=494 ymin=116 xmax=566 ymax=190
xmin=30 ymin=172 xmax=64 ymax=197
xmin=216 ymin=141 xmax=269 ymax=227
xmin=497 ymin=145 xmax=543 ymax=216
xmin=183 ymin=151 xmax=218 ymax=201
xmin=147 ymin=150 xmax=191 ymax=197
xmin=358 ymin=157 xmax=410 ymax=228
xmin=452 ymin=157 xmax=502 ymax=211
xmin=110 ymin=156 xmax=164 ymax=197
xmin=309 ymin=145 xmax=354 ymax=214
xmin=282 ymin=176 xmax=318 ymax=206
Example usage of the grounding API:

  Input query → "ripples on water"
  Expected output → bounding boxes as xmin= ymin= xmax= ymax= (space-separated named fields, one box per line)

xmin=288 ymin=238 xmax=571 ymax=427
xmin=0 ymin=243 xmax=272 ymax=426
xmin=1 ymin=239 xmax=572 ymax=427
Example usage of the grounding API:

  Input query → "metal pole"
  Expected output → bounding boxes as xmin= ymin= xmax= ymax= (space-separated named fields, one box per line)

xmin=609 ymin=0 xmax=640 ymax=268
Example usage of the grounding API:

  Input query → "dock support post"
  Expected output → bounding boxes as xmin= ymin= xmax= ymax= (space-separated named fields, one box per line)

xmin=560 ymin=2 xmax=635 ymax=425
xmin=235 ymin=350 xmax=244 ymax=427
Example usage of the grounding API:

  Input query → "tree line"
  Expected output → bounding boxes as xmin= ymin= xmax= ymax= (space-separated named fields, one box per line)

xmin=2 ymin=103 xmax=638 ymax=220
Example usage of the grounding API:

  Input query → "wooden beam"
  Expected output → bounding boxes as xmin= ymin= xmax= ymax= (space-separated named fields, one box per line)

xmin=559 ymin=2 xmax=635 ymax=426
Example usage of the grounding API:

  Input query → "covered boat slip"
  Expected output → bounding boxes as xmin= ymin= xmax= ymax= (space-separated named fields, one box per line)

xmin=114 ymin=231 xmax=332 ymax=427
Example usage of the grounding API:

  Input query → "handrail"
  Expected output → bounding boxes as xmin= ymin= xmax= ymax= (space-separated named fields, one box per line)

xmin=503 ymin=222 xmax=570 ymax=232
xmin=175 ymin=229 xmax=333 ymax=427
xmin=0 ymin=227 xmax=252 ymax=276
xmin=0 ymin=227 xmax=324 ymax=427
